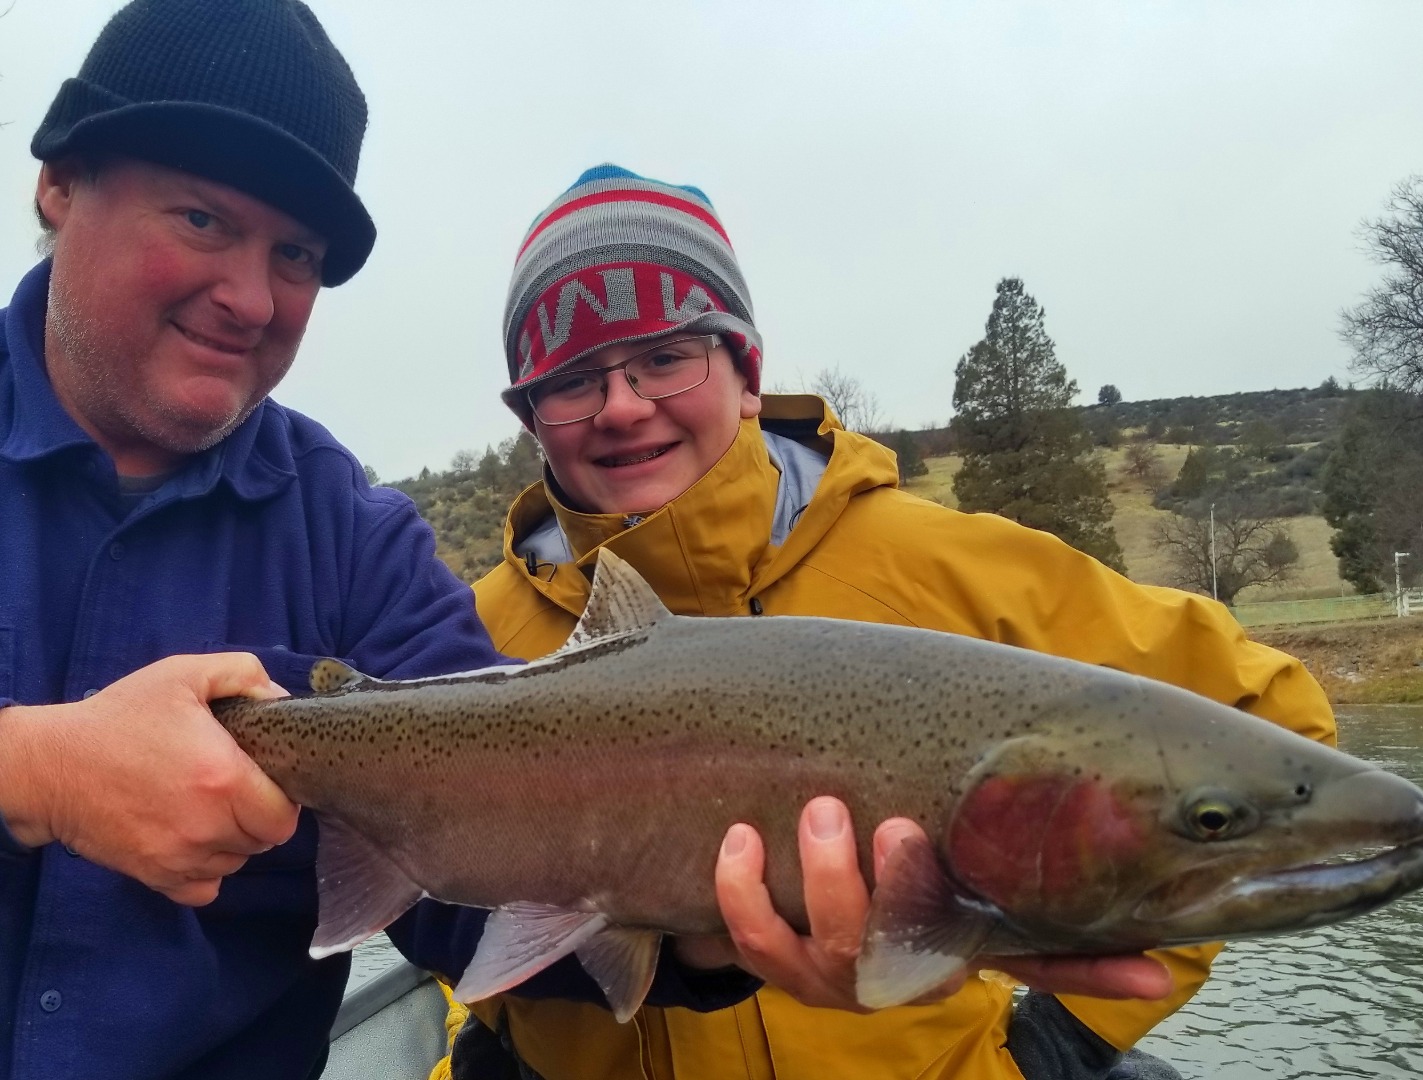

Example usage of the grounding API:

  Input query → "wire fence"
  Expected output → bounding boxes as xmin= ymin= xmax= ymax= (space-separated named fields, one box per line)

xmin=1231 ymin=593 xmax=1397 ymax=628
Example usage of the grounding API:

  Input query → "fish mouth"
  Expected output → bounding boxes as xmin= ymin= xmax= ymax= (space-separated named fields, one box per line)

xmin=1136 ymin=838 xmax=1423 ymax=940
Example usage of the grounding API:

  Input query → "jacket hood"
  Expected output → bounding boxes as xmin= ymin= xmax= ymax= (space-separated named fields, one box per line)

xmin=500 ymin=394 xmax=900 ymax=617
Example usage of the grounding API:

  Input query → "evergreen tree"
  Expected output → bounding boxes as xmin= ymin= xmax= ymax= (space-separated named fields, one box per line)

xmin=885 ymin=430 xmax=928 ymax=482
xmin=951 ymin=278 xmax=1125 ymax=571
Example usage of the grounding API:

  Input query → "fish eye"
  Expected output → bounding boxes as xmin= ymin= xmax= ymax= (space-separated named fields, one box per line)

xmin=1179 ymin=787 xmax=1257 ymax=842
xmin=1192 ymin=803 xmax=1233 ymax=837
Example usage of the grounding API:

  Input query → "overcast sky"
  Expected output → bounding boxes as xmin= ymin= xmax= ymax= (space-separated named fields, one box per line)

xmin=3 ymin=1 xmax=1420 ymax=481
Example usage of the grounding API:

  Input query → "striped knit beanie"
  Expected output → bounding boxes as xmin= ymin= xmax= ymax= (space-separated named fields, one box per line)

xmin=501 ymin=165 xmax=762 ymax=418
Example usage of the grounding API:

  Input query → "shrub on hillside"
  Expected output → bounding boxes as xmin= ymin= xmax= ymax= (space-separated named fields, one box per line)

xmin=1282 ymin=443 xmax=1331 ymax=481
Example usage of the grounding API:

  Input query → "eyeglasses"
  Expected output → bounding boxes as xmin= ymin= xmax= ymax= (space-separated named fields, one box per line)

xmin=526 ymin=336 xmax=716 ymax=426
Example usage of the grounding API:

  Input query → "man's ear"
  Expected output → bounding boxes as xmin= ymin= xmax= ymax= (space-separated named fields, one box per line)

xmin=35 ymin=158 xmax=85 ymax=231
xmin=740 ymin=388 xmax=762 ymax=420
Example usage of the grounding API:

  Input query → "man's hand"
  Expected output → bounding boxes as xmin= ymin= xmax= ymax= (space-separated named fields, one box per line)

xmin=679 ymin=797 xmax=1173 ymax=1010
xmin=0 ymin=653 xmax=298 ymax=906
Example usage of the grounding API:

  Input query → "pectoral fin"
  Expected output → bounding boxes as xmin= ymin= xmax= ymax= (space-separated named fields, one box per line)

xmin=856 ymin=833 xmax=999 ymax=1008
xmin=454 ymin=902 xmax=609 ymax=1002
xmin=575 ymin=927 xmax=663 ymax=1023
xmin=310 ymin=814 xmax=426 ymax=958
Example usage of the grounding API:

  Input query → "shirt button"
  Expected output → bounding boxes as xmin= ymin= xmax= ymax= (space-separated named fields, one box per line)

xmin=82 ymin=688 xmax=99 ymax=699
xmin=39 ymin=990 xmax=62 ymax=1012
xmin=64 ymin=845 xmax=80 ymax=857
xmin=109 ymin=542 xmax=125 ymax=561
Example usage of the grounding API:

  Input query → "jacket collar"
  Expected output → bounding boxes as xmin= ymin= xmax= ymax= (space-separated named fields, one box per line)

xmin=0 ymin=260 xmax=295 ymax=503
xmin=503 ymin=395 xmax=901 ymax=617
xmin=536 ymin=415 xmax=781 ymax=616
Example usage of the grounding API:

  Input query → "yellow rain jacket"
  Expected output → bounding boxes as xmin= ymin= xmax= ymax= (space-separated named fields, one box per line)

xmin=439 ymin=395 xmax=1335 ymax=1080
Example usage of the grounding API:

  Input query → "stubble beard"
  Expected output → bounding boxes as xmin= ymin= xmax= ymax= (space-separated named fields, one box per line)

xmin=47 ymin=272 xmax=257 ymax=459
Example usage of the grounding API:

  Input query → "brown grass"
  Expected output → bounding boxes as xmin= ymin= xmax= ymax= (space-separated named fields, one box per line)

xmin=1252 ymin=619 xmax=1423 ymax=704
xmin=903 ymin=456 xmax=961 ymax=508
xmin=905 ymin=445 xmax=1346 ymax=600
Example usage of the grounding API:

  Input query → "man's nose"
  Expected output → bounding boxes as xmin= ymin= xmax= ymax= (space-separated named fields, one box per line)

xmin=593 ymin=369 xmax=656 ymax=427
xmin=209 ymin=245 xmax=276 ymax=328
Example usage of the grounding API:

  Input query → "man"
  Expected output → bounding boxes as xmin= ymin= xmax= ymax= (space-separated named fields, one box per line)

xmin=0 ymin=6 xmax=774 ymax=1078
xmin=437 ymin=165 xmax=1337 ymax=1080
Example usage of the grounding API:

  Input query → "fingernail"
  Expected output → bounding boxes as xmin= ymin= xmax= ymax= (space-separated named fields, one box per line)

xmin=722 ymin=824 xmax=749 ymax=858
xmin=808 ymin=798 xmax=846 ymax=840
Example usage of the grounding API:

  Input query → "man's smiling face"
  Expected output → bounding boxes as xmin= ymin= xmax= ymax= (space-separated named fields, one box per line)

xmin=39 ymin=155 xmax=326 ymax=476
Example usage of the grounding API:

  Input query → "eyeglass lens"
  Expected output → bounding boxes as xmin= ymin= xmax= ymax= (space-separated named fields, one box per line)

xmin=529 ymin=337 xmax=713 ymax=425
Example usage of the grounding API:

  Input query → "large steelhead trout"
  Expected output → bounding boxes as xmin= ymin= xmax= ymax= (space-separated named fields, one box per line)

xmin=213 ymin=551 xmax=1423 ymax=1019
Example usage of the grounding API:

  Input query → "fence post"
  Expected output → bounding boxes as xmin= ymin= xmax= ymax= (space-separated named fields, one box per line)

xmin=1396 ymin=552 xmax=1411 ymax=617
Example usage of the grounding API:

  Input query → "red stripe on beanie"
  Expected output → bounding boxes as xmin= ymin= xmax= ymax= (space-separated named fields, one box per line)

xmin=519 ymin=189 xmax=732 ymax=259
xmin=512 ymin=262 xmax=728 ymax=387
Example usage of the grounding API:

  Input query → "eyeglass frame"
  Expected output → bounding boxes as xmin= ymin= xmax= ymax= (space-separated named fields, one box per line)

xmin=525 ymin=335 xmax=720 ymax=426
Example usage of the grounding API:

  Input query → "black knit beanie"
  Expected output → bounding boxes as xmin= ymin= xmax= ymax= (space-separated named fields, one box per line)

xmin=31 ymin=0 xmax=375 ymax=286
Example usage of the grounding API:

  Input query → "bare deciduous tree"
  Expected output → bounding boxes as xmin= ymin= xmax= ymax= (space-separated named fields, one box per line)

xmin=1341 ymin=176 xmax=1423 ymax=392
xmin=808 ymin=366 xmax=885 ymax=432
xmin=1122 ymin=442 xmax=1167 ymax=491
xmin=1156 ymin=502 xmax=1298 ymax=606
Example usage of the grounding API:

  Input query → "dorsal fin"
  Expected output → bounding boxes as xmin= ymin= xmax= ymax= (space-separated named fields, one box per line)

xmin=566 ymin=549 xmax=671 ymax=648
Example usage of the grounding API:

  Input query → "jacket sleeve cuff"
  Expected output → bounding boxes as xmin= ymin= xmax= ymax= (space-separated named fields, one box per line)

xmin=0 ymin=699 xmax=37 ymax=858
xmin=1007 ymin=992 xmax=1186 ymax=1080
xmin=1007 ymin=991 xmax=1123 ymax=1079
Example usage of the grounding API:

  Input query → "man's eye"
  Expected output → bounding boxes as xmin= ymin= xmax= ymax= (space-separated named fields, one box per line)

xmin=277 ymin=243 xmax=314 ymax=265
xmin=184 ymin=209 xmax=213 ymax=229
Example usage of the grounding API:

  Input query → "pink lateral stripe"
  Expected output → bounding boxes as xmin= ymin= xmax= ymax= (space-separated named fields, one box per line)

xmin=518 ymin=189 xmax=731 ymax=258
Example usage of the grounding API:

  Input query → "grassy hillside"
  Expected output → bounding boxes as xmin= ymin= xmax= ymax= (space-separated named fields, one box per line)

xmin=903 ymin=442 xmax=1348 ymax=603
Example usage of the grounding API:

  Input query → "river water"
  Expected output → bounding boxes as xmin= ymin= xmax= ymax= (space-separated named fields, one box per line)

xmin=348 ymin=706 xmax=1423 ymax=1077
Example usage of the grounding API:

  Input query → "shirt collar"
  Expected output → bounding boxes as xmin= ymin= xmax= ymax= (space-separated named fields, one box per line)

xmin=0 ymin=260 xmax=94 ymax=463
